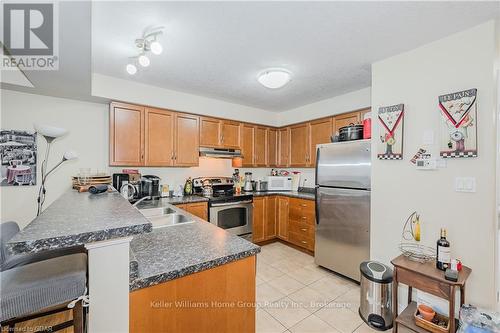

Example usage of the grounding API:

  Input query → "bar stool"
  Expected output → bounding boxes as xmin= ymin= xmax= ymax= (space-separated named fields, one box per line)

xmin=0 ymin=222 xmax=88 ymax=332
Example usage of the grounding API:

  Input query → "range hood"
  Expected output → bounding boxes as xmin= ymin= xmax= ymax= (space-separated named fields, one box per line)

xmin=199 ymin=147 xmax=242 ymax=159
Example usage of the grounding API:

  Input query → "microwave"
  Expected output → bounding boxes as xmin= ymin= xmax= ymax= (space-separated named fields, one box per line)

xmin=266 ymin=176 xmax=293 ymax=191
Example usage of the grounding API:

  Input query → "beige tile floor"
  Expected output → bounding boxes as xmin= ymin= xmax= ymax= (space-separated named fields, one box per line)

xmin=256 ymin=242 xmax=379 ymax=333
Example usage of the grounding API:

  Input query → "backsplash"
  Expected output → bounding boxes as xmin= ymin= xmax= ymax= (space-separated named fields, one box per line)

xmin=109 ymin=157 xmax=316 ymax=189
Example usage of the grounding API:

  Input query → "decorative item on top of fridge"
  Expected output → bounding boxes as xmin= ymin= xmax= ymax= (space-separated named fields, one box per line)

xmin=362 ymin=112 xmax=372 ymax=139
xmin=399 ymin=211 xmax=435 ymax=263
xmin=438 ymin=88 xmax=477 ymax=158
xmin=377 ymin=104 xmax=404 ymax=160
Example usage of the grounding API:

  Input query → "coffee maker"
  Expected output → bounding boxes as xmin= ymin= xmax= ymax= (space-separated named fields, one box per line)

xmin=141 ymin=175 xmax=161 ymax=199
xmin=113 ymin=173 xmax=141 ymax=201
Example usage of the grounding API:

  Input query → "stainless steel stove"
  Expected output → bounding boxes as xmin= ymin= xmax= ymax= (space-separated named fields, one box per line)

xmin=193 ymin=177 xmax=253 ymax=239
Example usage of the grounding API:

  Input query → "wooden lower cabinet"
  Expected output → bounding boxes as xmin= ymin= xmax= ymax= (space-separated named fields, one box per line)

xmin=253 ymin=196 xmax=315 ymax=252
xmin=130 ymin=256 xmax=256 ymax=333
xmin=277 ymin=196 xmax=289 ymax=241
xmin=176 ymin=202 xmax=208 ymax=221
xmin=265 ymin=196 xmax=277 ymax=239
xmin=252 ymin=197 xmax=265 ymax=242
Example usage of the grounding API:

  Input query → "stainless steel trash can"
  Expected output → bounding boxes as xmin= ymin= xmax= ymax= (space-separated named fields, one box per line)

xmin=359 ymin=261 xmax=393 ymax=331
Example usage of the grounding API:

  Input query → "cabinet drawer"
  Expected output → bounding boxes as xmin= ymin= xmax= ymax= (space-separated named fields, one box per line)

xmin=288 ymin=220 xmax=314 ymax=238
xmin=289 ymin=198 xmax=314 ymax=210
xmin=288 ymin=231 xmax=315 ymax=251
xmin=288 ymin=209 xmax=315 ymax=225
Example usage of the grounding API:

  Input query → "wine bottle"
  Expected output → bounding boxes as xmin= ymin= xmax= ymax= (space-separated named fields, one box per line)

xmin=436 ymin=228 xmax=450 ymax=271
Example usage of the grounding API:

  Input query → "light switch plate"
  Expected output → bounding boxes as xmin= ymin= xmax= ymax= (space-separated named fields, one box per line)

xmin=455 ymin=177 xmax=476 ymax=192
xmin=422 ymin=130 xmax=434 ymax=145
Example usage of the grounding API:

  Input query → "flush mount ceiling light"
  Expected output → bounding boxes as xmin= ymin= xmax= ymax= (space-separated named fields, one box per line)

xmin=126 ymin=26 xmax=164 ymax=75
xmin=257 ymin=68 xmax=292 ymax=89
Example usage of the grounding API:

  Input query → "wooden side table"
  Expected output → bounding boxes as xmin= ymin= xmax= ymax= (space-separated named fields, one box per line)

xmin=391 ymin=255 xmax=471 ymax=333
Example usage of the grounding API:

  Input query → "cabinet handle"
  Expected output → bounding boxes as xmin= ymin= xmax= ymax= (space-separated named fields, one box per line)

xmin=300 ymin=204 xmax=307 ymax=207
xmin=300 ymin=228 xmax=307 ymax=232
xmin=301 ymin=240 xmax=307 ymax=244
xmin=221 ymin=134 xmax=224 ymax=143
xmin=171 ymin=151 xmax=174 ymax=160
xmin=301 ymin=216 xmax=307 ymax=220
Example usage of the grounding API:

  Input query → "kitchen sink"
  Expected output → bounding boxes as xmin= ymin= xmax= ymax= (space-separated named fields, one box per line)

xmin=138 ymin=207 xmax=194 ymax=228
xmin=139 ymin=207 xmax=176 ymax=218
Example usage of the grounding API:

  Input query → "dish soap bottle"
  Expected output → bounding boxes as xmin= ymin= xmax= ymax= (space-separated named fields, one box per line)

xmin=184 ymin=177 xmax=193 ymax=195
xmin=436 ymin=228 xmax=450 ymax=271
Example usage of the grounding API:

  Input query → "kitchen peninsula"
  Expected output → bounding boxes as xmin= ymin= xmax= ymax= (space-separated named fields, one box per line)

xmin=6 ymin=190 xmax=260 ymax=333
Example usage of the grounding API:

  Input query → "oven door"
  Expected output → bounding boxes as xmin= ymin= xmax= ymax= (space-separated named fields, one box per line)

xmin=209 ymin=200 xmax=253 ymax=236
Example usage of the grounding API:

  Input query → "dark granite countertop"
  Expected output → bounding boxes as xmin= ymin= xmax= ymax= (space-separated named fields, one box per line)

xmin=250 ymin=190 xmax=315 ymax=201
xmin=129 ymin=204 xmax=260 ymax=291
xmin=7 ymin=190 xmax=152 ymax=255
xmin=136 ymin=196 xmax=209 ymax=208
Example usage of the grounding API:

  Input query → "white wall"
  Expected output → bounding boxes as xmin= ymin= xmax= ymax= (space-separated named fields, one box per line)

xmin=277 ymin=87 xmax=371 ymax=126
xmin=92 ymin=73 xmax=280 ymax=126
xmin=371 ymin=21 xmax=498 ymax=308
xmin=0 ymin=90 xmax=109 ymax=228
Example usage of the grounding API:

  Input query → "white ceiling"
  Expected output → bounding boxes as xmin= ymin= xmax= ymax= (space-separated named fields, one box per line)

xmin=92 ymin=1 xmax=499 ymax=112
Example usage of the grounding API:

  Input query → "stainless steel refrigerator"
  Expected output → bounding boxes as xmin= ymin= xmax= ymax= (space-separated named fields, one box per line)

xmin=314 ymin=140 xmax=371 ymax=282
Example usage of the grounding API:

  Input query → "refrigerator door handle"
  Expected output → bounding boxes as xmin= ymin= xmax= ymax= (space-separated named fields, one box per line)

xmin=315 ymin=186 xmax=320 ymax=225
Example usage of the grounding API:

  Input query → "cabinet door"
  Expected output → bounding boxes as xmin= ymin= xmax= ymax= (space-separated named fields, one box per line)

xmin=277 ymin=128 xmax=289 ymax=167
xmin=267 ymin=129 xmax=278 ymax=167
xmin=109 ymin=102 xmax=144 ymax=166
xmin=199 ymin=117 xmax=221 ymax=147
xmin=359 ymin=108 xmax=371 ymax=121
xmin=265 ymin=196 xmax=277 ymax=240
xmin=253 ymin=197 xmax=266 ymax=242
xmin=254 ymin=126 xmax=267 ymax=167
xmin=333 ymin=111 xmax=360 ymax=135
xmin=241 ymin=125 xmax=255 ymax=167
xmin=145 ymin=108 xmax=175 ymax=167
xmin=185 ymin=202 xmax=208 ymax=221
xmin=221 ymin=121 xmax=241 ymax=149
xmin=277 ymin=196 xmax=289 ymax=240
xmin=175 ymin=113 xmax=199 ymax=166
xmin=309 ymin=118 xmax=333 ymax=166
xmin=289 ymin=123 xmax=310 ymax=167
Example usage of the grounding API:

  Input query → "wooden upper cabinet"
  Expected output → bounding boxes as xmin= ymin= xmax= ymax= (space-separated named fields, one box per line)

xmin=278 ymin=128 xmax=289 ymax=167
xmin=267 ymin=128 xmax=278 ymax=167
xmin=254 ymin=126 xmax=267 ymax=167
xmin=333 ymin=111 xmax=361 ymax=135
xmin=221 ymin=121 xmax=241 ymax=149
xmin=174 ymin=113 xmax=199 ymax=166
xmin=289 ymin=123 xmax=310 ymax=167
xmin=144 ymin=108 xmax=175 ymax=167
xmin=110 ymin=102 xmax=145 ymax=166
xmin=199 ymin=117 xmax=221 ymax=147
xmin=265 ymin=196 xmax=277 ymax=240
xmin=277 ymin=196 xmax=289 ymax=240
xmin=359 ymin=108 xmax=371 ymax=121
xmin=253 ymin=197 xmax=266 ymax=243
xmin=309 ymin=118 xmax=333 ymax=166
xmin=241 ymin=124 xmax=255 ymax=167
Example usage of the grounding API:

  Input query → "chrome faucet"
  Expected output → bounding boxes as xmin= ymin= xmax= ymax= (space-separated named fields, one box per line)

xmin=132 ymin=196 xmax=152 ymax=207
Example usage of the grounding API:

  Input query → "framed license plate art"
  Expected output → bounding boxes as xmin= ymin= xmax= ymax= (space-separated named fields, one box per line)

xmin=378 ymin=104 xmax=404 ymax=160
xmin=438 ymin=88 xmax=477 ymax=158
xmin=0 ymin=130 xmax=37 ymax=186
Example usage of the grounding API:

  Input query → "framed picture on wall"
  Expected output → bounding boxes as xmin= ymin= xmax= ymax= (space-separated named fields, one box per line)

xmin=0 ymin=130 xmax=37 ymax=186
xmin=377 ymin=104 xmax=404 ymax=160
xmin=438 ymin=88 xmax=477 ymax=158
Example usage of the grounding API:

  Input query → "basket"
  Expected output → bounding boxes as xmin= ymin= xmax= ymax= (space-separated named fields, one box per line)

xmin=415 ymin=308 xmax=450 ymax=333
